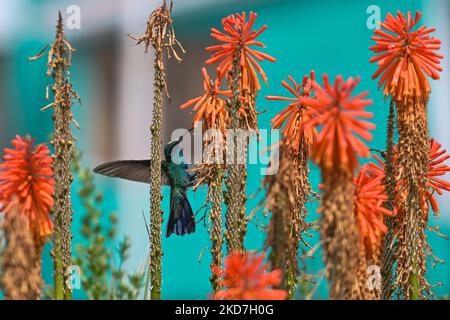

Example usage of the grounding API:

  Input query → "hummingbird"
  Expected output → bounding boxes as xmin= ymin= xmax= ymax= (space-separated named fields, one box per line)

xmin=93 ymin=134 xmax=196 ymax=237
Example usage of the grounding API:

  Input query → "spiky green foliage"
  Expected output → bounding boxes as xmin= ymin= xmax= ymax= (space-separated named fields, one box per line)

xmin=72 ymin=153 xmax=144 ymax=300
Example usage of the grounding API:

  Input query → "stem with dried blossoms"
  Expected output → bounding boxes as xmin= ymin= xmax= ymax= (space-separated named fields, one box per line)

xmin=395 ymin=101 xmax=430 ymax=299
xmin=224 ymin=50 xmax=247 ymax=253
xmin=201 ymin=139 xmax=226 ymax=294
xmin=369 ymin=11 xmax=443 ymax=299
xmin=287 ymin=144 xmax=312 ymax=298
xmin=29 ymin=13 xmax=80 ymax=300
xmin=193 ymin=164 xmax=225 ymax=293
xmin=263 ymin=145 xmax=291 ymax=290
xmin=381 ymin=100 xmax=397 ymax=299
xmin=263 ymin=143 xmax=311 ymax=299
xmin=209 ymin=169 xmax=224 ymax=293
xmin=128 ymin=0 xmax=184 ymax=300
xmin=321 ymin=169 xmax=360 ymax=299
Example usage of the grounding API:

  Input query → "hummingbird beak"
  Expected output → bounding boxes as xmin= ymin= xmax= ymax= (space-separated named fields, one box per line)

xmin=175 ymin=127 xmax=194 ymax=143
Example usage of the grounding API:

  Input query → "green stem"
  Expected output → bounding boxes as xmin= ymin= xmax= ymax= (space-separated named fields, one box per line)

xmin=149 ymin=47 xmax=164 ymax=301
xmin=224 ymin=48 xmax=247 ymax=254
xmin=210 ymin=170 xmax=224 ymax=293
xmin=53 ymin=232 xmax=64 ymax=300
xmin=51 ymin=14 xmax=74 ymax=300
xmin=381 ymin=99 xmax=396 ymax=299
xmin=143 ymin=254 xmax=151 ymax=300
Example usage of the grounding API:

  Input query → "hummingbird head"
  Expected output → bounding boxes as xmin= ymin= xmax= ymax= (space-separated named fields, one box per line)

xmin=164 ymin=128 xmax=194 ymax=161
xmin=164 ymin=138 xmax=182 ymax=161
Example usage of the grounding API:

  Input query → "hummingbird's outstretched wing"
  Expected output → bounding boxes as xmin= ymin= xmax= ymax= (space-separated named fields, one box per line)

xmin=93 ymin=160 xmax=170 ymax=185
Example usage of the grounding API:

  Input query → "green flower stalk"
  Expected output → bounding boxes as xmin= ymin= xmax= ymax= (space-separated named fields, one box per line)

xmin=29 ymin=12 xmax=80 ymax=300
xmin=224 ymin=50 xmax=247 ymax=253
xmin=205 ymin=12 xmax=276 ymax=254
xmin=128 ymin=0 xmax=184 ymax=300
xmin=381 ymin=100 xmax=397 ymax=299
xmin=193 ymin=164 xmax=225 ymax=293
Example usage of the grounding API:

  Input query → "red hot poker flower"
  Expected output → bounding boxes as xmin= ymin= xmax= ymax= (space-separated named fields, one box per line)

xmin=180 ymin=68 xmax=231 ymax=136
xmin=213 ymin=251 xmax=287 ymax=300
xmin=267 ymin=71 xmax=317 ymax=154
xmin=422 ymin=139 xmax=450 ymax=213
xmin=372 ymin=140 xmax=450 ymax=215
xmin=206 ymin=11 xmax=276 ymax=92
xmin=300 ymin=74 xmax=375 ymax=173
xmin=370 ymin=10 xmax=443 ymax=102
xmin=354 ymin=162 xmax=394 ymax=255
xmin=0 ymin=135 xmax=54 ymax=240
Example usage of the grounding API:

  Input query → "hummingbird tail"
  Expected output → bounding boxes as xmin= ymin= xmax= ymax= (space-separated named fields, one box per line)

xmin=166 ymin=195 xmax=195 ymax=237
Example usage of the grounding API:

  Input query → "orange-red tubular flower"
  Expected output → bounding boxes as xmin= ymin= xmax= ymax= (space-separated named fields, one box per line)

xmin=300 ymin=74 xmax=375 ymax=173
xmin=0 ymin=135 xmax=54 ymax=240
xmin=180 ymin=67 xmax=231 ymax=136
xmin=267 ymin=71 xmax=317 ymax=154
xmin=213 ymin=252 xmax=287 ymax=300
xmin=354 ymin=162 xmax=394 ymax=255
xmin=206 ymin=11 xmax=276 ymax=92
xmin=370 ymin=10 xmax=443 ymax=102
xmin=422 ymin=139 xmax=450 ymax=214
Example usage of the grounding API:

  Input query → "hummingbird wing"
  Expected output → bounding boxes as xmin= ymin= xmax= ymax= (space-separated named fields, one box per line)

xmin=93 ymin=160 xmax=170 ymax=185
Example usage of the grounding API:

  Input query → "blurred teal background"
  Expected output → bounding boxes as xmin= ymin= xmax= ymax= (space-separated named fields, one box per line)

xmin=0 ymin=0 xmax=449 ymax=299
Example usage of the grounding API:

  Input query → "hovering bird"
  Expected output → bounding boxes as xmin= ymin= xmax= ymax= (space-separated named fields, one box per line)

xmin=93 ymin=135 xmax=196 ymax=237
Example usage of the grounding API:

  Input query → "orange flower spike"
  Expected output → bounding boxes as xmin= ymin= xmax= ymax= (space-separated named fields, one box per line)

xmin=180 ymin=67 xmax=231 ymax=134
xmin=370 ymin=10 xmax=443 ymax=102
xmin=300 ymin=74 xmax=375 ymax=173
xmin=424 ymin=139 xmax=450 ymax=213
xmin=354 ymin=163 xmax=394 ymax=254
xmin=0 ymin=135 xmax=55 ymax=240
xmin=267 ymin=71 xmax=317 ymax=153
xmin=213 ymin=251 xmax=288 ymax=300
xmin=206 ymin=11 xmax=276 ymax=92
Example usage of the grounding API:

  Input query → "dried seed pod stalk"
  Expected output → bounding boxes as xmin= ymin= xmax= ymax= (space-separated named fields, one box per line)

xmin=193 ymin=164 xmax=225 ymax=293
xmin=1 ymin=202 xmax=42 ymax=300
xmin=129 ymin=0 xmax=184 ymax=300
xmin=29 ymin=13 xmax=80 ymax=300
xmin=300 ymin=75 xmax=375 ymax=299
xmin=370 ymin=10 xmax=443 ymax=299
xmin=262 ymin=143 xmax=311 ymax=299
xmin=263 ymin=147 xmax=290 ymax=272
xmin=206 ymin=12 xmax=275 ymax=253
